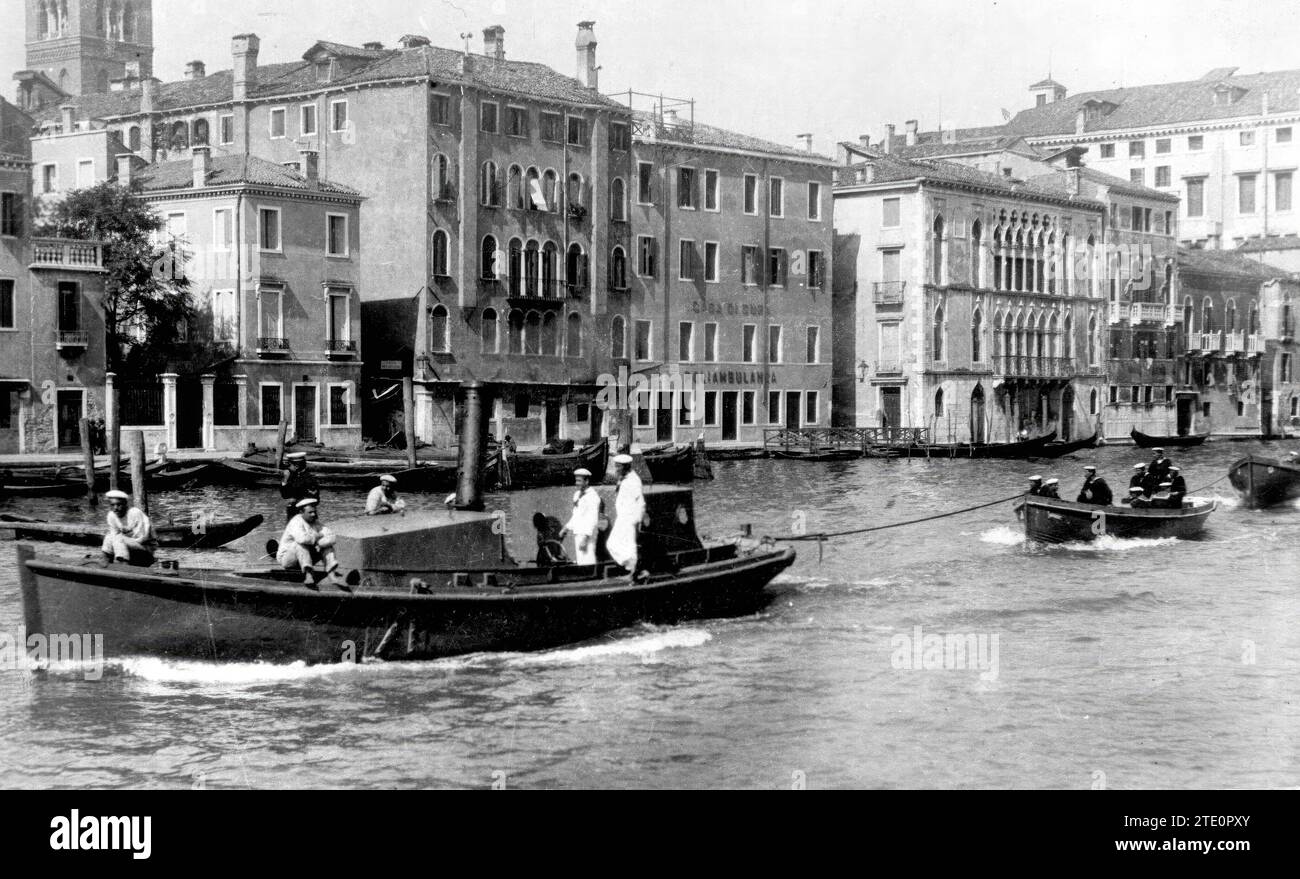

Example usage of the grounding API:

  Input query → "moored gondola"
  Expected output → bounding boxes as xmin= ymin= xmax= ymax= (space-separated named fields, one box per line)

xmin=1131 ymin=428 xmax=1210 ymax=448
xmin=1039 ymin=430 xmax=1101 ymax=459
xmin=915 ymin=430 xmax=1058 ymax=459
xmin=0 ymin=512 xmax=264 ymax=549
xmin=494 ymin=438 xmax=609 ymax=489
xmin=1227 ymin=454 xmax=1300 ymax=509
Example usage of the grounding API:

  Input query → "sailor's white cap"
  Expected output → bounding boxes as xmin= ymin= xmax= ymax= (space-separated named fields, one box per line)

xmin=573 ymin=468 xmax=592 ymax=478
xmin=105 ymin=489 xmax=129 ymax=501
xmin=1159 ymin=482 xmax=1173 ymax=488
xmin=1132 ymin=462 xmax=1146 ymax=470
xmin=379 ymin=474 xmax=397 ymax=484
xmin=613 ymin=453 xmax=634 ymax=465
xmin=1083 ymin=465 xmax=1096 ymax=472
xmin=1153 ymin=447 xmax=1165 ymax=454
xmin=1028 ymin=475 xmax=1042 ymax=482
xmin=286 ymin=452 xmax=307 ymax=461
xmin=1129 ymin=486 xmax=1143 ymax=493
xmin=1169 ymin=465 xmax=1180 ymax=472
xmin=1044 ymin=477 xmax=1059 ymax=485
xmin=296 ymin=497 xmax=320 ymax=508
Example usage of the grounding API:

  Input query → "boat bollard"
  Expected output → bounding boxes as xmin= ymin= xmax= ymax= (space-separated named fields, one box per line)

xmin=741 ymin=523 xmax=752 ymax=538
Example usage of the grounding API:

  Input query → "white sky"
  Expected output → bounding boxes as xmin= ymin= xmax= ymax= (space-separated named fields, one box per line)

xmin=3 ymin=0 xmax=1299 ymax=153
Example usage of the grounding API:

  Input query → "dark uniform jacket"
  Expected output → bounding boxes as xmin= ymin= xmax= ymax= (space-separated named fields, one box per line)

xmin=1078 ymin=476 xmax=1113 ymax=505
xmin=281 ymin=468 xmax=321 ymax=521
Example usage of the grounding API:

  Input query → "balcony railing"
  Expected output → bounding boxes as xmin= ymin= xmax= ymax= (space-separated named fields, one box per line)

xmin=326 ymin=339 xmax=357 ymax=355
xmin=1247 ymin=333 xmax=1266 ymax=355
xmin=31 ymin=238 xmax=104 ymax=270
xmin=1226 ymin=330 xmax=1245 ymax=353
xmin=1200 ymin=331 xmax=1224 ymax=353
xmin=1129 ymin=302 xmax=1169 ymax=324
xmin=257 ymin=337 xmax=290 ymax=353
xmin=995 ymin=355 xmax=1075 ymax=378
xmin=56 ymin=330 xmax=89 ymax=349
xmin=873 ymin=281 xmax=906 ymax=305
xmin=876 ymin=361 xmax=903 ymax=376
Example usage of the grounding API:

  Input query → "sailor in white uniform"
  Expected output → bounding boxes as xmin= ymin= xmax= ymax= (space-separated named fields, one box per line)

xmin=277 ymin=497 xmax=341 ymax=583
xmin=560 ymin=468 xmax=601 ymax=565
xmin=365 ymin=474 xmax=406 ymax=515
xmin=607 ymin=453 xmax=645 ymax=574
xmin=100 ymin=489 xmax=157 ymax=566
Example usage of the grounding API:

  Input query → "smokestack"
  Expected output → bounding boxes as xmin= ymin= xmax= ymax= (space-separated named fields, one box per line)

xmin=184 ymin=60 xmax=205 ymax=80
xmin=905 ymin=119 xmax=918 ymax=146
xmin=59 ymin=104 xmax=75 ymax=133
xmin=232 ymin=34 xmax=260 ymax=101
xmin=884 ymin=124 xmax=895 ymax=154
xmin=576 ymin=20 xmax=598 ymax=90
xmin=298 ymin=148 xmax=319 ymax=188
xmin=483 ymin=25 xmax=505 ymax=61
xmin=192 ymin=146 xmax=210 ymax=189
xmin=116 ymin=153 xmax=135 ymax=187
xmin=1075 ymin=107 xmax=1086 ymax=135
xmin=455 ymin=381 xmax=491 ymax=511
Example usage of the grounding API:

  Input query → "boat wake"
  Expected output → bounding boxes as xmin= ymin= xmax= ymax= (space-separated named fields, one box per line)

xmin=110 ymin=656 xmax=368 ymax=685
xmin=979 ymin=526 xmax=1026 ymax=546
xmin=503 ymin=627 xmax=712 ymax=666
xmin=1050 ymin=534 xmax=1181 ymax=552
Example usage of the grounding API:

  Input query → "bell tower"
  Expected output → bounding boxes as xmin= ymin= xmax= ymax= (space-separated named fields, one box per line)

xmin=25 ymin=0 xmax=154 ymax=96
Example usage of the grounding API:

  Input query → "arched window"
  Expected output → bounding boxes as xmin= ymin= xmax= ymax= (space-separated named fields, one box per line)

xmin=480 ymin=160 xmax=498 ymax=206
xmin=432 ymin=154 xmax=450 ymax=200
xmin=971 ymin=307 xmax=982 ymax=363
xmin=970 ymin=220 xmax=982 ymax=287
xmin=566 ymin=243 xmax=586 ymax=294
xmin=992 ymin=228 xmax=1003 ymax=291
xmin=542 ymin=169 xmax=558 ymax=211
xmin=1036 ymin=311 xmax=1048 ymax=358
xmin=481 ymin=235 xmax=498 ymax=280
xmin=1225 ymin=299 xmax=1237 ymax=333
xmin=524 ymin=311 xmax=541 ymax=355
xmin=122 ymin=1 xmax=135 ymax=41
xmin=932 ymin=304 xmax=945 ymax=361
xmin=542 ymin=242 xmax=558 ymax=297
xmin=566 ymin=313 xmax=582 ymax=357
xmin=1090 ymin=388 xmax=1098 ymax=415
xmin=993 ymin=309 xmax=1005 ymax=357
xmin=1060 ymin=232 xmax=1071 ymax=295
xmin=934 ymin=387 xmax=944 ymax=416
xmin=1202 ymin=298 xmax=1214 ymax=335
xmin=1048 ymin=313 xmax=1059 ymax=357
xmin=507 ymin=238 xmax=523 ymax=296
xmin=38 ymin=2 xmax=49 ymax=39
xmin=480 ymin=307 xmax=498 ymax=353
xmin=507 ymin=164 xmax=523 ymax=210
xmin=611 ymin=315 xmax=626 ymax=359
xmin=1014 ymin=229 xmax=1025 ymax=291
xmin=1088 ymin=315 xmax=1098 ymax=365
xmin=1086 ymin=234 xmax=1097 ymax=298
xmin=541 ymin=312 xmax=558 ymax=356
xmin=94 ymin=0 xmax=105 ymax=34
xmin=611 ymin=246 xmax=627 ymax=290
xmin=932 ymin=214 xmax=945 ymax=285
xmin=524 ymin=240 xmax=539 ymax=297
xmin=429 ymin=304 xmax=449 ymax=353
xmin=170 ymin=120 xmax=188 ymax=150
xmin=127 ymin=125 xmax=140 ymax=151
xmin=192 ymin=118 xmax=209 ymax=146
xmin=525 ymin=167 xmax=540 ymax=210
xmin=567 ymin=172 xmax=584 ymax=209
xmin=611 ymin=177 xmax=627 ymax=222
xmin=58 ymin=69 xmax=68 ymax=93
xmin=507 ymin=309 xmax=524 ymax=354
xmin=431 ymin=229 xmax=449 ymax=277
xmin=1249 ymin=300 xmax=1260 ymax=334
xmin=1064 ymin=313 xmax=1074 ymax=360
xmin=1046 ymin=232 xmax=1056 ymax=294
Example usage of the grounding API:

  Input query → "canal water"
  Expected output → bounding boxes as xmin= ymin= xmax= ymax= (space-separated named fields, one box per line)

xmin=1 ymin=440 xmax=1297 ymax=789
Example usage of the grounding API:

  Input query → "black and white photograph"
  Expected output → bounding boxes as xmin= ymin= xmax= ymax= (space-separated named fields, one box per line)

xmin=0 ymin=0 xmax=1294 ymax=813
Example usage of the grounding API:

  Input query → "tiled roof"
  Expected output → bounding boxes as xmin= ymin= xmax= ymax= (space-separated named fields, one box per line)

xmin=889 ymin=134 xmax=1045 ymax=161
xmin=1177 ymin=246 xmax=1292 ymax=279
xmin=303 ymin=40 xmax=388 ymax=60
xmin=840 ymin=153 xmax=1105 ymax=207
xmin=29 ymin=41 xmax=623 ymax=126
xmin=633 ymin=111 xmax=832 ymax=161
xmin=881 ymin=124 xmax=1015 ymax=156
xmin=1236 ymin=234 xmax=1300 ymax=253
xmin=1029 ymin=77 xmax=1066 ymax=90
xmin=136 ymin=154 xmax=359 ymax=195
xmin=1025 ymin=166 xmax=1180 ymax=202
xmin=1003 ymin=68 xmax=1300 ymax=138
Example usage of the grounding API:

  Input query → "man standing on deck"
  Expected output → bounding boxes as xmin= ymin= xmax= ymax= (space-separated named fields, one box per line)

xmin=1149 ymin=447 xmax=1172 ymax=485
xmin=559 ymin=468 xmax=601 ymax=565
xmin=1077 ymin=465 xmax=1113 ymax=505
xmin=607 ymin=453 xmax=647 ymax=577
xmin=280 ymin=452 xmax=320 ymax=522
xmin=277 ymin=498 xmax=342 ymax=585
xmin=100 ymin=489 xmax=157 ymax=567
xmin=365 ymin=474 xmax=406 ymax=515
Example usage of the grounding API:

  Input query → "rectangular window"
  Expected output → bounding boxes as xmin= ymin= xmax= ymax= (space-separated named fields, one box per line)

xmin=634 ymin=320 xmax=652 ymax=361
xmin=0 ymin=279 xmax=14 ymax=329
xmin=882 ymin=197 xmax=901 ymax=227
xmin=703 ymin=391 xmax=718 ymax=427
xmin=330 ymin=100 xmax=348 ymax=133
xmin=219 ymin=114 xmax=234 ymax=144
xmin=269 ymin=107 xmax=286 ymax=138
xmin=768 ymin=248 xmax=787 ymax=286
xmin=743 ymin=174 xmax=757 ymax=214
xmin=1155 ymin=138 xmax=1171 ymax=154
xmin=807 ymin=181 xmax=822 ymax=220
xmin=678 ymin=321 xmax=694 ymax=362
xmin=165 ymin=211 xmax=187 ymax=238
xmin=566 ymin=116 xmax=588 ymax=147
xmin=741 ymin=246 xmax=761 ymax=285
xmin=1099 ymin=143 xmax=1115 ymax=158
xmin=767 ymin=390 xmax=781 ymax=425
xmin=678 ymin=167 xmax=697 ymax=209
xmin=1188 ymin=135 xmax=1204 ymax=151
xmin=326 ymin=213 xmax=348 ymax=256
xmin=804 ymin=391 xmax=819 ymax=425
xmin=506 ymin=106 xmax=528 ymax=137
xmin=259 ymin=289 xmax=282 ymax=340
xmin=480 ymin=101 xmax=498 ymax=133
xmin=768 ymin=325 xmax=782 ymax=363
xmin=1144 ymin=385 xmax=1153 ymax=404
xmin=634 ymin=391 xmax=650 ymax=427
xmin=806 ymin=326 xmax=820 ymax=363
xmin=1239 ymin=174 xmax=1257 ymax=214
xmin=704 ymin=169 xmax=719 ymax=211
xmin=0 ymin=192 xmax=20 ymax=237
xmin=1155 ymin=166 xmax=1171 ymax=187
xmin=808 ymin=250 xmax=824 ymax=288
xmin=329 ymin=385 xmax=350 ymax=426
xmin=1109 ymin=385 xmax=1118 ymax=404
xmin=637 ymin=236 xmax=657 ymax=277
xmin=1240 ymin=131 xmax=1255 ymax=147
xmin=610 ymin=122 xmax=629 ymax=151
xmin=211 ymin=289 xmax=236 ymax=342
xmin=1129 ymin=140 xmax=1145 ymax=158
xmin=76 ymin=159 xmax=94 ymax=187
xmin=429 ymin=93 xmax=450 ymax=125
xmin=260 ymin=384 xmax=282 ymax=427
xmin=1276 ymin=172 xmax=1293 ymax=212
xmin=704 ymin=323 xmax=718 ymax=362
xmin=258 ymin=207 xmax=281 ymax=251
xmin=41 ymin=164 xmax=57 ymax=193
xmin=704 ymin=242 xmax=719 ymax=282
xmin=1278 ymin=127 xmax=1293 ymax=143
xmin=637 ymin=162 xmax=654 ymax=204
xmin=769 ymin=177 xmax=784 ymax=217
xmin=741 ymin=390 xmax=756 ymax=425
xmin=1130 ymin=168 xmax=1145 ymax=186
xmin=213 ymin=208 xmax=233 ymax=251
xmin=1187 ymin=178 xmax=1205 ymax=217
xmin=881 ymin=249 xmax=901 ymax=283
xmin=300 ymin=103 xmax=317 ymax=136
xmin=743 ymin=324 xmax=757 ymax=363
xmin=678 ymin=239 xmax=696 ymax=280
xmin=540 ymin=112 xmax=563 ymax=142
xmin=57 ymin=282 xmax=79 ymax=331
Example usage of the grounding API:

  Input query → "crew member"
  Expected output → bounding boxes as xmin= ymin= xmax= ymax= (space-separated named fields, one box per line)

xmin=1166 ymin=466 xmax=1188 ymax=507
xmin=280 ymin=452 xmax=320 ymax=522
xmin=100 ymin=489 xmax=157 ymax=567
xmin=1148 ymin=447 xmax=1172 ymax=485
xmin=1077 ymin=465 xmax=1113 ymax=505
xmin=277 ymin=498 xmax=341 ymax=584
xmin=532 ymin=512 xmax=569 ymax=566
xmin=559 ymin=468 xmax=601 ymax=565
xmin=1026 ymin=475 xmax=1044 ymax=496
xmin=1129 ymin=462 xmax=1148 ymax=493
xmin=1151 ymin=481 xmax=1177 ymax=509
xmin=1129 ymin=488 xmax=1153 ymax=509
xmin=1123 ymin=486 xmax=1147 ymax=507
xmin=365 ymin=474 xmax=406 ymax=516
xmin=1040 ymin=477 xmax=1061 ymax=499
xmin=607 ymin=453 xmax=646 ymax=576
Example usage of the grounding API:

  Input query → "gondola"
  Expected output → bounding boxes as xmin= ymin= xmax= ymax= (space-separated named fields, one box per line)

xmin=769 ymin=448 xmax=865 ymax=461
xmin=495 ymin=438 xmax=609 ymax=489
xmin=642 ymin=444 xmax=701 ymax=481
xmin=914 ymin=430 xmax=1058 ymax=459
xmin=1015 ymin=494 xmax=1216 ymax=544
xmin=1227 ymin=454 xmax=1300 ymax=509
xmin=1039 ymin=431 xmax=1101 ymax=459
xmin=1130 ymin=428 xmax=1210 ymax=448
xmin=0 ymin=512 xmax=264 ymax=550
xmin=17 ymin=485 xmax=794 ymax=664
xmin=213 ymin=459 xmax=456 ymax=492
xmin=0 ymin=476 xmax=87 ymax=498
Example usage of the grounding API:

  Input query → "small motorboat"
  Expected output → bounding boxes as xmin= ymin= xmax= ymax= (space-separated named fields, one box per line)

xmin=1227 ymin=454 xmax=1300 ymax=509
xmin=1015 ymin=494 xmax=1216 ymax=544
xmin=213 ymin=459 xmax=456 ymax=492
xmin=0 ymin=513 xmax=264 ymax=550
xmin=1131 ymin=428 xmax=1210 ymax=448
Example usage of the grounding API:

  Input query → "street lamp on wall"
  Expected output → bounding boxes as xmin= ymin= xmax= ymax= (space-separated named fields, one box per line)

xmin=857 ymin=360 xmax=869 ymax=382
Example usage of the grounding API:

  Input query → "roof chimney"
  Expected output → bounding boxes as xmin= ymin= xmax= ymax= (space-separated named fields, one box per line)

xmin=905 ymin=119 xmax=918 ymax=147
xmin=363 ymin=41 xmax=384 ymax=51
xmin=184 ymin=60 xmax=206 ymax=80
xmin=797 ymin=133 xmax=813 ymax=153
xmin=116 ymin=152 xmax=135 ymax=187
xmin=232 ymin=34 xmax=260 ymax=101
xmin=399 ymin=34 xmax=430 ymax=48
xmin=59 ymin=104 xmax=75 ymax=133
xmin=140 ymin=76 xmax=159 ymax=112
xmin=884 ymin=124 xmax=895 ymax=154
xmin=192 ymin=146 xmax=211 ymax=189
xmin=1066 ymin=167 xmax=1082 ymax=197
xmin=483 ymin=25 xmax=505 ymax=61
xmin=1075 ymin=107 xmax=1086 ymax=135
xmin=576 ymin=21 xmax=598 ymax=90
xmin=299 ymin=148 xmax=319 ymax=188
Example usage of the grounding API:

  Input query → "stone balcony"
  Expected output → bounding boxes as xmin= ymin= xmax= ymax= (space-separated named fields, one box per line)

xmin=29 ymin=238 xmax=105 ymax=271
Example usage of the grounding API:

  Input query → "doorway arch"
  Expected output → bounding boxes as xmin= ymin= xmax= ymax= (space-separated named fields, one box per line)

xmin=969 ymin=384 xmax=986 ymax=444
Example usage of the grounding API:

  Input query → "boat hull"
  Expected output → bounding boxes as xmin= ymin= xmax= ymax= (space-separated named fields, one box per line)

xmin=1228 ymin=455 xmax=1300 ymax=508
xmin=1131 ymin=428 xmax=1209 ymax=448
xmin=18 ymin=544 xmax=795 ymax=663
xmin=1019 ymin=495 xmax=1216 ymax=544
xmin=917 ymin=431 xmax=1058 ymax=459
xmin=496 ymin=439 xmax=609 ymax=489
xmin=0 ymin=513 xmax=264 ymax=549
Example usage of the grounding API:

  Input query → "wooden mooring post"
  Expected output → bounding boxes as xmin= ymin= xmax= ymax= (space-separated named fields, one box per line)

xmin=79 ymin=417 xmax=97 ymax=506
xmin=403 ymin=378 xmax=417 ymax=471
xmin=127 ymin=429 xmax=148 ymax=515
